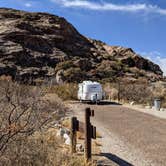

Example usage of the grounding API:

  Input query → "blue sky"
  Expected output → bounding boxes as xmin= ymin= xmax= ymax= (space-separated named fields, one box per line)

xmin=0 ymin=0 xmax=166 ymax=74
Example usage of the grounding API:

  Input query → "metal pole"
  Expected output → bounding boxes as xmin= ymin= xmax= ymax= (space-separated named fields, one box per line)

xmin=84 ymin=108 xmax=91 ymax=161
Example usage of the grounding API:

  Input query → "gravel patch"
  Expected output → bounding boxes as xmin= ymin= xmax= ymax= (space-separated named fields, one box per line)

xmin=68 ymin=102 xmax=166 ymax=166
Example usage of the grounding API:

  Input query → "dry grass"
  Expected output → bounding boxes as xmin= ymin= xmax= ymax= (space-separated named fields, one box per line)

xmin=61 ymin=118 xmax=71 ymax=128
xmin=96 ymin=131 xmax=102 ymax=138
xmin=0 ymin=80 xmax=97 ymax=166
xmin=0 ymin=127 xmax=96 ymax=166
xmin=104 ymin=81 xmax=153 ymax=104
xmin=77 ymin=131 xmax=85 ymax=140
xmin=45 ymin=83 xmax=78 ymax=100
xmin=94 ymin=141 xmax=102 ymax=147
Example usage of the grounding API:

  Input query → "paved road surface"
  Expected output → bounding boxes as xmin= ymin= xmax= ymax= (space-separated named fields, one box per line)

xmin=69 ymin=102 xmax=166 ymax=166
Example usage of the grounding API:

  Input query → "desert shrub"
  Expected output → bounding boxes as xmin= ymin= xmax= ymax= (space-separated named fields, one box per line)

xmin=0 ymin=80 xmax=67 ymax=165
xmin=46 ymin=83 xmax=78 ymax=100
xmin=152 ymin=85 xmax=166 ymax=99
xmin=119 ymin=83 xmax=153 ymax=104
xmin=104 ymin=81 xmax=153 ymax=104
xmin=104 ymin=83 xmax=117 ymax=100
xmin=115 ymin=60 xmax=123 ymax=70
xmin=63 ymin=67 xmax=86 ymax=82
xmin=0 ymin=128 xmax=95 ymax=166
xmin=55 ymin=61 xmax=75 ymax=71
xmin=97 ymin=69 xmax=117 ymax=80
xmin=151 ymin=83 xmax=166 ymax=108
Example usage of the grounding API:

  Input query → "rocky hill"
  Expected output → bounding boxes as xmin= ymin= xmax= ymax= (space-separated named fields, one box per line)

xmin=0 ymin=8 xmax=163 ymax=84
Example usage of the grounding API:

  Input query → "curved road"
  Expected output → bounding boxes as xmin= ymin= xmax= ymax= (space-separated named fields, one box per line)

xmin=69 ymin=102 xmax=166 ymax=166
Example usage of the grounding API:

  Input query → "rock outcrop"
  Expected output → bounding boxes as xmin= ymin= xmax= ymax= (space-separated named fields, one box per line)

xmin=0 ymin=8 xmax=163 ymax=84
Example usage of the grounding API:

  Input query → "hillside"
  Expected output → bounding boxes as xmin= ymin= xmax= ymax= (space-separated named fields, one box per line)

xmin=0 ymin=8 xmax=163 ymax=84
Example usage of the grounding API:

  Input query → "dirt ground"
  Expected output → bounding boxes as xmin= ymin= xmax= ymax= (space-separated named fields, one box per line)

xmin=67 ymin=101 xmax=166 ymax=166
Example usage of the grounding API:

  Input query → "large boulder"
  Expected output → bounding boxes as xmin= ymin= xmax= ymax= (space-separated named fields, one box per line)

xmin=56 ymin=70 xmax=64 ymax=84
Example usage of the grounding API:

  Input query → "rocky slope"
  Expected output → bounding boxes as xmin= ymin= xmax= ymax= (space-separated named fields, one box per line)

xmin=0 ymin=8 xmax=163 ymax=84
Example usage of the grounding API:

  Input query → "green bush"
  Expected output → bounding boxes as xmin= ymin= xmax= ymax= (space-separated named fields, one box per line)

xmin=55 ymin=61 xmax=75 ymax=71
xmin=63 ymin=68 xmax=86 ymax=82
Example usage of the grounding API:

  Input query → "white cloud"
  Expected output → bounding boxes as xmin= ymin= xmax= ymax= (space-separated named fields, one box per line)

xmin=140 ymin=51 xmax=166 ymax=76
xmin=51 ymin=0 xmax=166 ymax=15
xmin=25 ymin=3 xmax=32 ymax=7
xmin=155 ymin=57 xmax=166 ymax=76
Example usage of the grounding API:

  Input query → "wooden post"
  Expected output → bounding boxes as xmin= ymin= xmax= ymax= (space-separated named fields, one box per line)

xmin=70 ymin=108 xmax=96 ymax=161
xmin=84 ymin=108 xmax=93 ymax=161
xmin=118 ymin=80 xmax=120 ymax=102
xmin=71 ymin=117 xmax=77 ymax=154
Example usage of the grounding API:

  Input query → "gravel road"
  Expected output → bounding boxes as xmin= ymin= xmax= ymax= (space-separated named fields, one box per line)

xmin=68 ymin=102 xmax=166 ymax=166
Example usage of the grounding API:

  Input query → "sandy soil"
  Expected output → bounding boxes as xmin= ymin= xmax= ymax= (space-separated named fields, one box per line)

xmin=68 ymin=101 xmax=166 ymax=166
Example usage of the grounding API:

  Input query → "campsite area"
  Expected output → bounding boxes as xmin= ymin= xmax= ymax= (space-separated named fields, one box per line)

xmin=68 ymin=101 xmax=166 ymax=166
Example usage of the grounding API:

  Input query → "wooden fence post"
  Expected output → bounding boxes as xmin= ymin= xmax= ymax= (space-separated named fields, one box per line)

xmin=70 ymin=108 xmax=96 ymax=161
xmin=84 ymin=107 xmax=95 ymax=161
xmin=71 ymin=117 xmax=77 ymax=154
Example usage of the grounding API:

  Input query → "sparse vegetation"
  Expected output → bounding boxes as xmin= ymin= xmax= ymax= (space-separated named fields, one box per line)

xmin=55 ymin=61 xmax=75 ymax=71
xmin=104 ymin=80 xmax=166 ymax=107
xmin=104 ymin=80 xmax=153 ymax=104
xmin=46 ymin=83 xmax=78 ymax=100
xmin=1 ymin=128 xmax=95 ymax=166
xmin=0 ymin=80 xmax=94 ymax=166
xmin=63 ymin=68 xmax=86 ymax=82
xmin=151 ymin=83 xmax=166 ymax=108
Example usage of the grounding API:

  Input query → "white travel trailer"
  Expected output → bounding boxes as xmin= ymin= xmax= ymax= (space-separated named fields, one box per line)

xmin=78 ymin=81 xmax=104 ymax=103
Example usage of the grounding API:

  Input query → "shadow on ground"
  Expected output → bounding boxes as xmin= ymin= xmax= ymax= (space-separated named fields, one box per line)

xmin=98 ymin=101 xmax=121 ymax=105
xmin=68 ymin=100 xmax=122 ymax=106
xmin=87 ymin=101 xmax=122 ymax=106
xmin=97 ymin=153 xmax=133 ymax=166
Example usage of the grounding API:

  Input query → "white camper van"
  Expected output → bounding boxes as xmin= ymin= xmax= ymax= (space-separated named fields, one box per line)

xmin=78 ymin=81 xmax=104 ymax=103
